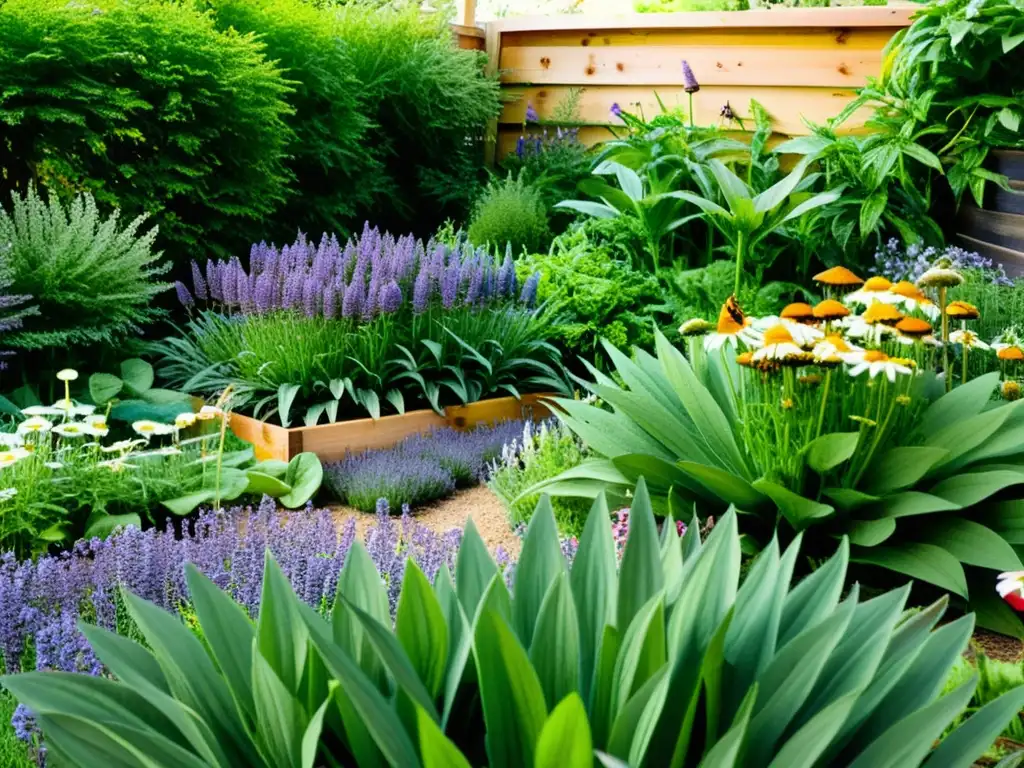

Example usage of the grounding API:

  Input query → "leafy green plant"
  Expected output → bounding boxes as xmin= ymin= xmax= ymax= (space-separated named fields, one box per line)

xmin=468 ymin=175 xmax=552 ymax=255
xmin=89 ymin=358 xmax=195 ymax=425
xmin=0 ymin=0 xmax=293 ymax=261
xmin=0 ymin=186 xmax=169 ymax=353
xmin=516 ymin=226 xmax=672 ymax=366
xmin=855 ymin=0 xmax=1024 ymax=207
xmin=944 ymin=651 xmax=1024 ymax=758
xmin=527 ymin=328 xmax=1024 ymax=635
xmin=6 ymin=487 xmax=1024 ymax=766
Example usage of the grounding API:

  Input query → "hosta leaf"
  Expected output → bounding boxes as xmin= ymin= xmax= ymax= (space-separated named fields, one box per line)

xmin=930 ymin=470 xmax=1024 ymax=508
xmin=570 ymin=495 xmax=617 ymax=704
xmin=914 ymin=372 xmax=999 ymax=440
xmin=455 ymin=518 xmax=499 ymax=617
xmin=535 ymin=693 xmax=593 ymax=768
xmin=120 ymin=359 xmax=155 ymax=394
xmin=530 ymin=573 xmax=580 ymax=710
xmin=805 ymin=432 xmax=860 ymax=473
xmin=846 ymin=518 xmax=896 ymax=547
xmin=863 ymin=447 xmax=949 ymax=495
xmin=244 ymin=471 xmax=291 ymax=499
xmin=418 ymin=705 xmax=472 ymax=768
xmin=474 ymin=609 xmax=548 ymax=768
xmin=869 ymin=491 xmax=961 ymax=519
xmin=677 ymin=461 xmax=766 ymax=509
xmin=396 ymin=562 xmax=449 ymax=700
xmin=617 ymin=478 xmax=664 ymax=632
xmin=852 ymin=543 xmax=968 ymax=598
xmin=823 ymin=488 xmax=880 ymax=511
xmin=924 ymin=406 xmax=1014 ymax=471
xmin=515 ymin=496 xmax=565 ymax=645
xmin=753 ymin=479 xmax=834 ymax=530
xmin=279 ymin=453 xmax=322 ymax=508
xmin=913 ymin=517 xmax=1022 ymax=572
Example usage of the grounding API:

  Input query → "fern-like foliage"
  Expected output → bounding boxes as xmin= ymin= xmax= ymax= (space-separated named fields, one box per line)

xmin=0 ymin=186 xmax=169 ymax=350
xmin=468 ymin=174 xmax=552 ymax=255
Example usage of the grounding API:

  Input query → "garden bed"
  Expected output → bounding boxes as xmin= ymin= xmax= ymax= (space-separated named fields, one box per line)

xmin=230 ymin=393 xmax=553 ymax=462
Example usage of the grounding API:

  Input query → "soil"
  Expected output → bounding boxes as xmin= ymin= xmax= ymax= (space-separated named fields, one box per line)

xmin=970 ymin=628 xmax=1024 ymax=663
xmin=330 ymin=485 xmax=522 ymax=556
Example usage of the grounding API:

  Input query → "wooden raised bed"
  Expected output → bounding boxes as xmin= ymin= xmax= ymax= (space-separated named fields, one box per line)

xmin=230 ymin=394 xmax=553 ymax=463
xmin=957 ymin=150 xmax=1024 ymax=276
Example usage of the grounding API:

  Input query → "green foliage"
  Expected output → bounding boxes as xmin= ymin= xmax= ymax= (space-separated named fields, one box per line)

xmin=635 ymin=0 xmax=748 ymax=12
xmin=200 ymin=0 xmax=381 ymax=240
xmin=944 ymin=651 xmax=1024 ymax=758
xmin=0 ymin=692 xmax=35 ymax=768
xmin=6 ymin=490 xmax=1023 ymax=766
xmin=527 ymin=331 xmax=1024 ymax=634
xmin=153 ymin=306 xmax=568 ymax=427
xmin=857 ymin=0 xmax=1024 ymax=207
xmin=0 ymin=0 xmax=293 ymax=261
xmin=468 ymin=175 xmax=552 ymax=255
xmin=0 ymin=186 xmax=169 ymax=352
xmin=669 ymin=260 xmax=810 ymax=322
xmin=516 ymin=226 xmax=670 ymax=364
xmin=488 ymin=420 xmax=590 ymax=536
xmin=331 ymin=4 xmax=501 ymax=231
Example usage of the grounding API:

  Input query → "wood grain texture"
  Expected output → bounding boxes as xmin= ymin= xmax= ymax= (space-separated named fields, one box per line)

xmin=959 ymin=205 xmax=1024 ymax=252
xmin=501 ymin=84 xmax=871 ymax=136
xmin=230 ymin=394 xmax=553 ymax=463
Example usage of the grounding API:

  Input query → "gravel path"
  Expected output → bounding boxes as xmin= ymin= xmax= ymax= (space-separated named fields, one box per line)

xmin=330 ymin=485 xmax=521 ymax=556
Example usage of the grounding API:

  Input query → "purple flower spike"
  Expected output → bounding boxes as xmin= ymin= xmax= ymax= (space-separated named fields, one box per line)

xmin=175 ymin=281 xmax=194 ymax=308
xmin=610 ymin=102 xmax=623 ymax=118
xmin=342 ymin=278 xmax=364 ymax=319
xmin=379 ymin=280 xmax=403 ymax=314
xmin=681 ymin=60 xmax=700 ymax=94
xmin=206 ymin=259 xmax=222 ymax=302
xmin=525 ymin=102 xmax=539 ymax=123
xmin=413 ymin=265 xmax=431 ymax=314
xmin=520 ymin=271 xmax=540 ymax=307
xmin=191 ymin=261 xmax=208 ymax=301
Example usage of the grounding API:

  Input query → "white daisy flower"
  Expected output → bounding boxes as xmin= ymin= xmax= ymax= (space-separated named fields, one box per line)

xmin=53 ymin=422 xmax=89 ymax=438
xmin=21 ymin=405 xmax=62 ymax=417
xmin=51 ymin=400 xmax=96 ymax=417
xmin=132 ymin=420 xmax=176 ymax=437
xmin=0 ymin=433 xmax=23 ymax=447
xmin=997 ymin=571 xmax=1024 ymax=599
xmin=56 ymin=369 xmax=79 ymax=382
xmin=0 ymin=448 xmax=31 ymax=468
xmin=18 ymin=417 xmax=53 ymax=435
xmin=844 ymin=277 xmax=900 ymax=307
xmin=949 ymin=329 xmax=990 ymax=350
xmin=843 ymin=316 xmax=895 ymax=344
xmin=196 ymin=405 xmax=224 ymax=421
xmin=174 ymin=412 xmax=197 ymax=429
xmin=842 ymin=350 xmax=913 ymax=383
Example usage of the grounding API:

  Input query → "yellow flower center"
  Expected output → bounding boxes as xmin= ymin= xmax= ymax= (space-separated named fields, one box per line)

xmin=863 ymin=350 xmax=889 ymax=363
xmin=762 ymin=324 xmax=795 ymax=346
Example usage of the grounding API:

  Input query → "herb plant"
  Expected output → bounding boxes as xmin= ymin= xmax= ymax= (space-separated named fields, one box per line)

xmin=5 ymin=488 xmax=1024 ymax=766
xmin=468 ymin=175 xmax=552 ymax=255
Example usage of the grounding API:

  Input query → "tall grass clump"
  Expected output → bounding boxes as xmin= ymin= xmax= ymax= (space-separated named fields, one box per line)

xmin=0 ymin=187 xmax=169 ymax=354
xmin=0 ymin=0 xmax=293 ymax=261
xmin=468 ymin=175 xmax=552 ymax=255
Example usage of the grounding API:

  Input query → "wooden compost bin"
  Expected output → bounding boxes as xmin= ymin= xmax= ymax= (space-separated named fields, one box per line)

xmin=957 ymin=150 xmax=1024 ymax=277
xmin=230 ymin=393 xmax=553 ymax=463
xmin=487 ymin=6 xmax=915 ymax=160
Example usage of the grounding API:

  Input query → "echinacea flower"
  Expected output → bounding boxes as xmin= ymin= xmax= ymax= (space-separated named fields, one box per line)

xmin=998 ymin=346 xmax=1024 ymax=361
xmin=132 ymin=420 xmax=176 ymax=437
xmin=888 ymin=281 xmax=940 ymax=319
xmin=862 ymin=300 xmax=904 ymax=326
xmin=812 ymin=299 xmax=850 ymax=322
xmin=780 ymin=303 xmax=815 ymax=323
xmin=894 ymin=317 xmax=933 ymax=338
xmin=17 ymin=417 xmax=53 ymax=434
xmin=813 ymin=266 xmax=864 ymax=288
xmin=946 ymin=301 xmax=980 ymax=321
xmin=949 ymin=329 xmax=989 ymax=350
xmin=997 ymin=571 xmax=1024 ymax=611
xmin=845 ymin=276 xmax=898 ymax=307
xmin=705 ymin=297 xmax=762 ymax=352
xmin=52 ymin=422 xmax=88 ymax=438
xmin=752 ymin=316 xmax=823 ymax=347
xmin=752 ymin=325 xmax=811 ymax=365
xmin=842 ymin=349 xmax=913 ymax=382
xmin=812 ymin=334 xmax=862 ymax=365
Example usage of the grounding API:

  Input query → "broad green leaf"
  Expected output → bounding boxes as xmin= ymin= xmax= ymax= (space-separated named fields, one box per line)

xmin=846 ymin=518 xmax=896 ymax=547
xmin=474 ymin=609 xmax=548 ymax=768
xmin=301 ymin=693 xmax=333 ymax=768
xmin=968 ymin=585 xmax=1024 ymax=640
xmin=617 ymin=478 xmax=664 ymax=631
xmin=332 ymin=542 xmax=390 ymax=689
xmin=769 ymin=691 xmax=861 ymax=768
xmin=396 ymin=562 xmax=449 ymax=699
xmin=589 ymin=624 xmax=622 ymax=749
xmin=160 ymin=491 xmax=215 ymax=517
xmin=847 ymin=677 xmax=976 ymax=768
xmin=435 ymin=566 xmax=474 ymax=729
xmin=677 ymin=461 xmax=766 ymax=509
xmin=914 ymin=372 xmax=999 ymax=440
xmin=606 ymin=666 xmax=669 ymax=762
xmin=611 ymin=593 xmax=667 ymax=716
xmin=258 ymin=553 xmax=308 ymax=694
xmin=925 ymin=685 xmax=1024 ymax=767
xmin=418 ymin=705 xmax=472 ymax=768
xmin=779 ymin=538 xmax=848 ymax=647
xmin=120 ymin=359 xmax=155 ymax=394
xmin=924 ymin=406 xmax=1014 ymax=471
xmin=864 ymin=447 xmax=949 ymax=495
xmin=244 ymin=471 xmax=291 ymax=499
xmin=250 ymin=460 xmax=289 ymax=478
xmin=89 ymin=373 xmax=123 ymax=405
xmin=279 ymin=453 xmax=323 ymax=508
xmin=753 ymin=479 xmax=834 ymax=530
xmin=805 ymin=432 xmax=860 ymax=474
xmin=930 ymin=470 xmax=1024 ymax=508
xmin=84 ymin=513 xmax=142 ymax=540
xmin=515 ymin=496 xmax=565 ymax=645
xmin=455 ymin=518 xmax=499 ymax=617
xmin=823 ymin=488 xmax=880 ymax=511
xmin=871 ymin=491 xmax=961 ymax=519
xmin=853 ymin=543 xmax=968 ymax=598
xmin=914 ymin=517 xmax=1022 ymax=572
xmin=571 ymin=495 xmax=617 ymax=704
xmin=530 ymin=573 xmax=580 ymax=710
xmin=699 ymin=686 xmax=757 ymax=768
xmin=251 ymin=651 xmax=304 ymax=766
xmin=277 ymin=383 xmax=302 ymax=428
xmin=535 ymin=693 xmax=593 ymax=768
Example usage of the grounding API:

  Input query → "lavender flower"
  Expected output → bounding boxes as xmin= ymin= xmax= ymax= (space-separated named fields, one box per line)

xmin=520 ymin=271 xmax=540 ymax=307
xmin=525 ymin=102 xmax=539 ymax=123
xmin=681 ymin=60 xmax=700 ymax=94
xmin=379 ymin=280 xmax=403 ymax=314
xmin=342 ymin=277 xmax=364 ymax=319
xmin=190 ymin=260 xmax=208 ymax=301
xmin=174 ymin=281 xmax=194 ymax=308
xmin=610 ymin=102 xmax=623 ymax=118
xmin=413 ymin=264 xmax=432 ymax=314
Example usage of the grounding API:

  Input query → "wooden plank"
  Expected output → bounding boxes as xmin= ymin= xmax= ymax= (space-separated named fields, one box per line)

xmin=484 ymin=22 xmax=502 ymax=168
xmin=487 ymin=7 xmax=916 ymax=33
xmin=957 ymin=234 xmax=1024 ymax=278
xmin=990 ymin=183 xmax=1024 ymax=216
xmin=501 ymin=26 xmax=896 ymax=50
xmin=959 ymin=205 xmax=1024 ymax=252
xmin=457 ymin=0 xmax=476 ymax=28
xmin=300 ymin=409 xmax=450 ymax=463
xmin=499 ymin=43 xmax=882 ymax=87
xmin=501 ymin=84 xmax=871 ymax=136
xmin=993 ymin=150 xmax=1024 ymax=181
xmin=446 ymin=393 xmax=551 ymax=429
xmin=229 ymin=413 xmax=296 ymax=462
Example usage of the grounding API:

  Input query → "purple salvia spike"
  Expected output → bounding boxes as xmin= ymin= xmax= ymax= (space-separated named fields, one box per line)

xmin=413 ymin=264 xmax=431 ymax=314
xmin=206 ymin=259 xmax=222 ymax=302
xmin=191 ymin=261 xmax=208 ymax=301
xmin=342 ymin=278 xmax=364 ymax=319
xmin=323 ymin=284 xmax=337 ymax=319
xmin=379 ymin=280 xmax=403 ymax=314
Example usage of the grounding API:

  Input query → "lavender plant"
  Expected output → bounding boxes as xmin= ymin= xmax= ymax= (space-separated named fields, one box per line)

xmin=0 ymin=495 xmax=462 ymax=761
xmin=154 ymin=226 xmax=567 ymax=426
xmin=326 ymin=420 xmax=526 ymax=512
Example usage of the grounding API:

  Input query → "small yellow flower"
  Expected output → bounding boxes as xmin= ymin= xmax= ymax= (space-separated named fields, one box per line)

xmin=56 ymin=369 xmax=79 ymax=382
xmin=18 ymin=417 xmax=53 ymax=434
xmin=780 ymin=398 xmax=794 ymax=410
xmin=1002 ymin=381 xmax=1022 ymax=402
xmin=896 ymin=395 xmax=911 ymax=406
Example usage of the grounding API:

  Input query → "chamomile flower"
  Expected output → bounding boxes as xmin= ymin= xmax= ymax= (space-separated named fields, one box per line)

xmin=0 ymin=448 xmax=31 ymax=468
xmin=0 ymin=433 xmax=23 ymax=447
xmin=705 ymin=297 xmax=762 ymax=352
xmin=841 ymin=350 xmax=913 ymax=382
xmin=752 ymin=316 xmax=823 ymax=347
xmin=102 ymin=439 xmax=143 ymax=454
xmin=18 ymin=417 xmax=53 ymax=435
xmin=751 ymin=325 xmax=811 ymax=365
xmin=812 ymin=335 xmax=862 ymax=365
xmin=174 ymin=412 xmax=197 ymax=429
xmin=52 ymin=422 xmax=88 ymax=438
xmin=132 ymin=420 xmax=176 ymax=437
xmin=51 ymin=400 xmax=96 ymax=417
xmin=196 ymin=405 xmax=224 ymax=421
xmin=949 ymin=329 xmax=989 ymax=350
xmin=888 ymin=281 xmax=940 ymax=319
xmin=843 ymin=315 xmax=895 ymax=344
xmin=20 ymin=406 xmax=62 ymax=417
xmin=84 ymin=414 xmax=110 ymax=437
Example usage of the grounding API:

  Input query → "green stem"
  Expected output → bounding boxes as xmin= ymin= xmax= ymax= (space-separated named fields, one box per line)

xmin=688 ymin=92 xmax=694 ymax=130
xmin=940 ymin=286 xmax=950 ymax=392
xmin=734 ymin=232 xmax=746 ymax=298
xmin=962 ymin=343 xmax=969 ymax=387
xmin=853 ymin=381 xmax=898 ymax=488
xmin=814 ymin=368 xmax=833 ymax=440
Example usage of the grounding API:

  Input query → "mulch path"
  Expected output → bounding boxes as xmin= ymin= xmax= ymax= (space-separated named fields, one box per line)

xmin=970 ymin=628 xmax=1024 ymax=663
xmin=329 ymin=485 xmax=522 ymax=556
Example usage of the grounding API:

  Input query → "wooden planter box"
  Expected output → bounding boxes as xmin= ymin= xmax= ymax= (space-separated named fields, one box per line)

xmin=230 ymin=394 xmax=554 ymax=463
xmin=957 ymin=150 xmax=1024 ymax=277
